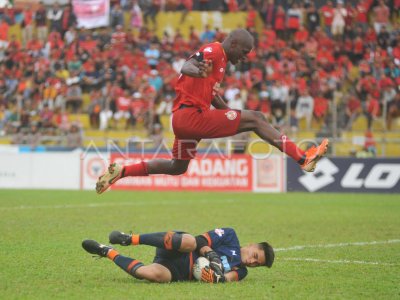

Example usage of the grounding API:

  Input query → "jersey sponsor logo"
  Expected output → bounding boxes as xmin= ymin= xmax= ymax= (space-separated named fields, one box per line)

xmin=214 ymin=228 xmax=225 ymax=236
xmin=204 ymin=47 xmax=213 ymax=53
xmin=225 ymin=110 xmax=238 ymax=121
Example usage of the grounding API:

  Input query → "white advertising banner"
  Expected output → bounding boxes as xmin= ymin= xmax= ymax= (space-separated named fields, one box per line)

xmin=252 ymin=155 xmax=286 ymax=193
xmin=0 ymin=153 xmax=80 ymax=189
xmin=73 ymin=0 xmax=110 ymax=29
xmin=0 ymin=153 xmax=31 ymax=188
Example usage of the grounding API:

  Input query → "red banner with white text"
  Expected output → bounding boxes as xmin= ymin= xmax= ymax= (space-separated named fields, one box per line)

xmin=110 ymin=154 xmax=253 ymax=192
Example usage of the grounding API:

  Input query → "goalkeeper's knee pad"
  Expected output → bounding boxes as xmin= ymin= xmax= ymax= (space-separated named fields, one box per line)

xmin=195 ymin=235 xmax=209 ymax=252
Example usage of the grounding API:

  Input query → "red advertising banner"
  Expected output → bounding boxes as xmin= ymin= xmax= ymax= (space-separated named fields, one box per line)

xmin=110 ymin=154 xmax=253 ymax=191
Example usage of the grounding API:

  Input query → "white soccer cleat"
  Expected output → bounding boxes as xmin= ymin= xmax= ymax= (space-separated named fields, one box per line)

xmin=96 ymin=163 xmax=123 ymax=194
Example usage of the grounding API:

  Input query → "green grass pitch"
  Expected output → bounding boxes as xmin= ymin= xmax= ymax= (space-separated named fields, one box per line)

xmin=1 ymin=190 xmax=399 ymax=299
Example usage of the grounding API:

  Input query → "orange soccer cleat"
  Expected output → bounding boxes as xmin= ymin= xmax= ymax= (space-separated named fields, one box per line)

xmin=301 ymin=138 xmax=329 ymax=172
xmin=96 ymin=162 xmax=123 ymax=194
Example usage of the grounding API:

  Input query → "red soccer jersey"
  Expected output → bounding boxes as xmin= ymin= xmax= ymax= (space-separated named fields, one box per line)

xmin=173 ymin=42 xmax=227 ymax=112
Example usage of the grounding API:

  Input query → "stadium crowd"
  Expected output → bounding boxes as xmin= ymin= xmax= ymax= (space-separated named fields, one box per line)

xmin=0 ymin=0 xmax=399 ymax=148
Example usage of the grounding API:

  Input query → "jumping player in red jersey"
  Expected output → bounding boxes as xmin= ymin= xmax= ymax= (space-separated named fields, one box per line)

xmin=95 ymin=29 xmax=329 ymax=194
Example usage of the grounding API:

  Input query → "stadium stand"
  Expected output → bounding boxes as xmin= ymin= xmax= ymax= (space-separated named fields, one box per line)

xmin=0 ymin=0 xmax=399 ymax=156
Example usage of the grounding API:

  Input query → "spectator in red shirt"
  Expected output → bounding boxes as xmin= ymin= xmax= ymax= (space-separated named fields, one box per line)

xmin=320 ymin=1 xmax=334 ymax=37
xmin=313 ymin=92 xmax=329 ymax=124
xmin=344 ymin=2 xmax=355 ymax=28
xmin=246 ymin=4 xmax=257 ymax=29
xmin=373 ymin=0 xmax=390 ymax=33
xmin=261 ymin=24 xmax=276 ymax=49
xmin=355 ymin=0 xmax=372 ymax=32
xmin=47 ymin=30 xmax=64 ymax=51
xmin=7 ymin=34 xmax=21 ymax=51
xmin=365 ymin=94 xmax=380 ymax=130
xmin=345 ymin=94 xmax=362 ymax=130
xmin=226 ymin=0 xmax=238 ymax=12
xmin=188 ymin=26 xmax=200 ymax=49
xmin=26 ymin=36 xmax=43 ymax=57
xmin=111 ymin=25 xmax=127 ymax=50
xmin=364 ymin=26 xmax=377 ymax=45
xmin=352 ymin=36 xmax=364 ymax=63
xmin=114 ymin=89 xmax=132 ymax=129
xmin=294 ymin=25 xmax=309 ymax=48
xmin=316 ymin=45 xmax=335 ymax=67
xmin=39 ymin=103 xmax=55 ymax=128
xmin=0 ymin=19 xmax=9 ymax=42
xmin=286 ymin=3 xmax=302 ymax=38
xmin=395 ymin=0 xmax=400 ymax=18
xmin=274 ymin=5 xmax=286 ymax=39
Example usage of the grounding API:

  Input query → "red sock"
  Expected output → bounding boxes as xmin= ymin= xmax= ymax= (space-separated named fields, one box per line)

xmin=123 ymin=161 xmax=149 ymax=177
xmin=279 ymin=135 xmax=305 ymax=163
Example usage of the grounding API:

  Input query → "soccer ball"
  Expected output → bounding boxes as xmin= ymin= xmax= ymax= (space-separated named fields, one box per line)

xmin=193 ymin=257 xmax=210 ymax=281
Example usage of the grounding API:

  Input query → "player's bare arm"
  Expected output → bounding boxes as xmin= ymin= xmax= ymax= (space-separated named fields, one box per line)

xmin=181 ymin=58 xmax=212 ymax=78
xmin=224 ymin=271 xmax=240 ymax=282
xmin=211 ymin=92 xmax=230 ymax=110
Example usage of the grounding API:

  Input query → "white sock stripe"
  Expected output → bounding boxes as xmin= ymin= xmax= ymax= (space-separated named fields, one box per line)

xmin=280 ymin=257 xmax=399 ymax=266
xmin=275 ymin=239 xmax=400 ymax=252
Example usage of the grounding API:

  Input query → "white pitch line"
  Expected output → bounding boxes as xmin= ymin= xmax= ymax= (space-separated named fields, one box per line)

xmin=275 ymin=239 xmax=400 ymax=252
xmin=0 ymin=200 xmax=187 ymax=211
xmin=281 ymin=257 xmax=399 ymax=266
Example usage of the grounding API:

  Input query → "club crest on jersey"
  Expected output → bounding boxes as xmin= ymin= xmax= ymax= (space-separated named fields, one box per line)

xmin=214 ymin=228 xmax=225 ymax=236
xmin=204 ymin=47 xmax=213 ymax=53
xmin=225 ymin=110 xmax=238 ymax=121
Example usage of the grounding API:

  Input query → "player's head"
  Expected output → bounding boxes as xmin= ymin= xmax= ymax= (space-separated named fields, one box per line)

xmin=259 ymin=242 xmax=274 ymax=268
xmin=240 ymin=241 xmax=274 ymax=268
xmin=222 ymin=29 xmax=254 ymax=65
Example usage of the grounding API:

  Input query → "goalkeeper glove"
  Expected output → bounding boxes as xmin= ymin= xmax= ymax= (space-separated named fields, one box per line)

xmin=204 ymin=250 xmax=224 ymax=276
xmin=201 ymin=266 xmax=226 ymax=283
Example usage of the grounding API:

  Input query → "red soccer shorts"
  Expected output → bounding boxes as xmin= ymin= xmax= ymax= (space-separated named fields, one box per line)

xmin=171 ymin=107 xmax=241 ymax=160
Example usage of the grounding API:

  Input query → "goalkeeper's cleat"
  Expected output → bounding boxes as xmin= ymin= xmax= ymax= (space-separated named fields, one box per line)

xmin=301 ymin=138 xmax=329 ymax=172
xmin=96 ymin=162 xmax=123 ymax=194
xmin=82 ymin=239 xmax=113 ymax=258
xmin=109 ymin=230 xmax=132 ymax=246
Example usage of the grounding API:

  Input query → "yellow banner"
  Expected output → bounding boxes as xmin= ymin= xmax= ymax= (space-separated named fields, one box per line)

xmin=152 ymin=11 xmax=251 ymax=39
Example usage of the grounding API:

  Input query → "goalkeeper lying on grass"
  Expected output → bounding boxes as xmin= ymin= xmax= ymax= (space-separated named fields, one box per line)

xmin=82 ymin=227 xmax=274 ymax=283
